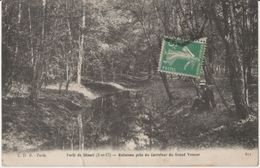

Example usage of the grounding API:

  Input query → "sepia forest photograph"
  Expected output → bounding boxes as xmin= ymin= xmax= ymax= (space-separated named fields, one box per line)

xmin=2 ymin=0 xmax=258 ymax=152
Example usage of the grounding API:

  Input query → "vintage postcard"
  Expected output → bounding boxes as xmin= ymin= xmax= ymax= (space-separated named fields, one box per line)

xmin=1 ymin=0 xmax=258 ymax=166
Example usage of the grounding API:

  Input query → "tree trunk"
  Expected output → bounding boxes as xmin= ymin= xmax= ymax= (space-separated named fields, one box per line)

xmin=65 ymin=58 xmax=71 ymax=92
xmin=112 ymin=59 xmax=116 ymax=82
xmin=227 ymin=47 xmax=248 ymax=118
xmin=77 ymin=36 xmax=83 ymax=84
xmin=78 ymin=113 xmax=84 ymax=150
xmin=28 ymin=3 xmax=37 ymax=101
xmin=28 ymin=4 xmax=34 ymax=65
xmin=159 ymin=72 xmax=173 ymax=104
xmin=101 ymin=68 xmax=104 ymax=82
xmin=247 ymin=59 xmax=252 ymax=84
xmin=228 ymin=3 xmax=248 ymax=118
xmin=147 ymin=58 xmax=152 ymax=79
xmin=148 ymin=109 xmax=152 ymax=150
xmin=77 ymin=0 xmax=86 ymax=84
xmin=65 ymin=1 xmax=73 ymax=91
xmin=14 ymin=0 xmax=21 ymax=63
xmin=243 ymin=64 xmax=249 ymax=105
xmin=65 ymin=73 xmax=71 ymax=92
xmin=30 ymin=0 xmax=46 ymax=101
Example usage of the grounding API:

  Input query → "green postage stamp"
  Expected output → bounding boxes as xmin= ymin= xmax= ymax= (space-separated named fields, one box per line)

xmin=159 ymin=37 xmax=207 ymax=78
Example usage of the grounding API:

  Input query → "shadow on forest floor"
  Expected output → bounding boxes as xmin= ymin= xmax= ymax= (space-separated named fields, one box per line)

xmin=140 ymin=78 xmax=258 ymax=149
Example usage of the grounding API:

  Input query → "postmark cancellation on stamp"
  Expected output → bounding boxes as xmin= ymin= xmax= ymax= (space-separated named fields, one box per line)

xmin=159 ymin=37 xmax=207 ymax=78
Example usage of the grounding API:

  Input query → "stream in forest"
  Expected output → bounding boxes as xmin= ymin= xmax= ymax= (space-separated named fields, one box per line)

xmin=79 ymin=80 xmax=149 ymax=150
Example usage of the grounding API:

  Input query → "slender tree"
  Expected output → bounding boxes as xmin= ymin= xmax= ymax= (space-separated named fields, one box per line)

xmin=77 ymin=0 xmax=86 ymax=84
